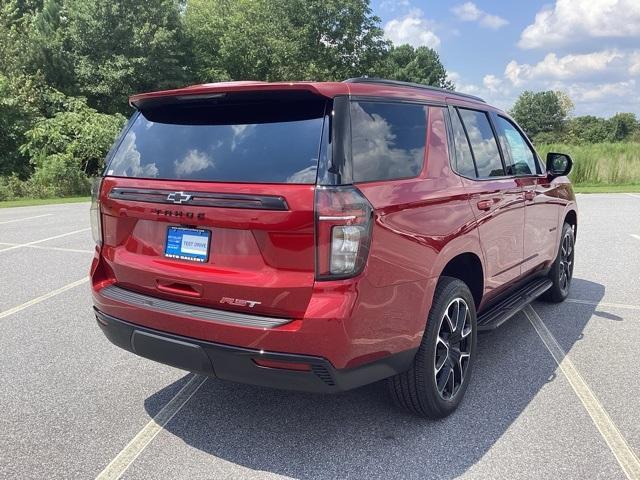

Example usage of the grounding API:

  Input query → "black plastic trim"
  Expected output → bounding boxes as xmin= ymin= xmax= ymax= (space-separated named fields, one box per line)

xmin=108 ymin=187 xmax=289 ymax=210
xmin=348 ymin=95 xmax=446 ymax=107
xmin=330 ymin=95 xmax=353 ymax=185
xmin=477 ymin=277 xmax=552 ymax=331
xmin=94 ymin=308 xmax=418 ymax=393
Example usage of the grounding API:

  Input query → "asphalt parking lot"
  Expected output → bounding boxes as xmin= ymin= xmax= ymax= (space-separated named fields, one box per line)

xmin=1 ymin=194 xmax=639 ymax=480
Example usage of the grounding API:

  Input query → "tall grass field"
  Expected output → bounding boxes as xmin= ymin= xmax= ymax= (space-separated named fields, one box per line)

xmin=536 ymin=142 xmax=640 ymax=185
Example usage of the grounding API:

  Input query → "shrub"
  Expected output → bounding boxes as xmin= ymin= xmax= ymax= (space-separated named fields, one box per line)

xmin=0 ymin=174 xmax=27 ymax=200
xmin=21 ymin=98 xmax=125 ymax=178
xmin=29 ymin=152 xmax=91 ymax=197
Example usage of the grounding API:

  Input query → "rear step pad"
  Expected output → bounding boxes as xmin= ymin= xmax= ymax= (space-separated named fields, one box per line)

xmin=477 ymin=278 xmax=552 ymax=331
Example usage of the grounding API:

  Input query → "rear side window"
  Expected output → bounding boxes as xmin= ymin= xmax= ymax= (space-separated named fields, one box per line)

xmin=350 ymin=101 xmax=427 ymax=182
xmin=495 ymin=116 xmax=539 ymax=175
xmin=106 ymin=98 xmax=326 ymax=184
xmin=449 ymin=109 xmax=477 ymax=177
xmin=457 ymin=108 xmax=505 ymax=178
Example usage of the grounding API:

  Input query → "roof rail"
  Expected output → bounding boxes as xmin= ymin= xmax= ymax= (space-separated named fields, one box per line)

xmin=343 ymin=77 xmax=486 ymax=103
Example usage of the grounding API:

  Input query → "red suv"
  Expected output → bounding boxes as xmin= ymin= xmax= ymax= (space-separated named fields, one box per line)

xmin=91 ymin=78 xmax=577 ymax=418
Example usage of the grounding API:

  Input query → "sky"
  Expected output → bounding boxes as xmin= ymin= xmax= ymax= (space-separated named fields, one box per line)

xmin=372 ymin=0 xmax=640 ymax=117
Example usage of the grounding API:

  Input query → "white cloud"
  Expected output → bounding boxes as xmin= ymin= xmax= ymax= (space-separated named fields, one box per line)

xmin=230 ymin=124 xmax=255 ymax=151
xmin=447 ymin=71 xmax=483 ymax=96
xmin=452 ymin=2 xmax=508 ymax=29
xmin=566 ymin=79 xmax=637 ymax=102
xmin=384 ymin=10 xmax=441 ymax=48
xmin=449 ymin=49 xmax=640 ymax=117
xmin=482 ymin=74 xmax=503 ymax=92
xmin=630 ymin=52 xmax=640 ymax=76
xmin=379 ymin=0 xmax=410 ymax=13
xmin=519 ymin=0 xmax=640 ymax=49
xmin=109 ymin=132 xmax=159 ymax=178
xmin=504 ymin=50 xmax=631 ymax=86
xmin=174 ymin=149 xmax=213 ymax=176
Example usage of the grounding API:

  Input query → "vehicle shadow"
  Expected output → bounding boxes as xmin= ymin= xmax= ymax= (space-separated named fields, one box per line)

xmin=144 ymin=277 xmax=606 ymax=479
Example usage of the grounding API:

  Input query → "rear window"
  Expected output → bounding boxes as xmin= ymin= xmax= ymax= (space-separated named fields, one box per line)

xmin=449 ymin=108 xmax=477 ymax=178
xmin=350 ymin=101 xmax=427 ymax=182
xmin=106 ymin=97 xmax=326 ymax=183
xmin=457 ymin=108 xmax=505 ymax=178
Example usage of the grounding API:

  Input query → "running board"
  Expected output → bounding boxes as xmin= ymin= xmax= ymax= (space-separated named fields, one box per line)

xmin=477 ymin=278 xmax=552 ymax=331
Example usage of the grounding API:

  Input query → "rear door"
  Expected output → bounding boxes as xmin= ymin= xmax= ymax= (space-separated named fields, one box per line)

xmin=99 ymin=92 xmax=328 ymax=318
xmin=448 ymin=106 xmax=525 ymax=298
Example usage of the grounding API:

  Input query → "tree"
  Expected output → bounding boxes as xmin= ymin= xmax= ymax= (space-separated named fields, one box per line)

xmin=381 ymin=44 xmax=453 ymax=89
xmin=21 ymin=96 xmax=125 ymax=178
xmin=0 ymin=74 xmax=39 ymax=177
xmin=608 ymin=112 xmax=638 ymax=142
xmin=0 ymin=0 xmax=35 ymax=76
xmin=28 ymin=0 xmax=74 ymax=91
xmin=28 ymin=0 xmax=187 ymax=114
xmin=183 ymin=0 xmax=389 ymax=82
xmin=0 ymin=73 xmax=67 ymax=177
xmin=566 ymin=116 xmax=611 ymax=143
xmin=510 ymin=91 xmax=572 ymax=139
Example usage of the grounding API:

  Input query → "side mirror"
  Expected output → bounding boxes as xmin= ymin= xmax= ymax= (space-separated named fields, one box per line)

xmin=546 ymin=152 xmax=572 ymax=178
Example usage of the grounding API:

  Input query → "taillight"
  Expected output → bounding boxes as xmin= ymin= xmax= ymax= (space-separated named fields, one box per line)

xmin=90 ymin=178 xmax=103 ymax=245
xmin=315 ymin=186 xmax=373 ymax=280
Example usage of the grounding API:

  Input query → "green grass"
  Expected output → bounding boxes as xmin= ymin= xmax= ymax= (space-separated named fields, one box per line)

xmin=0 ymin=196 xmax=90 ymax=208
xmin=537 ymin=142 xmax=640 ymax=185
xmin=573 ymin=184 xmax=640 ymax=193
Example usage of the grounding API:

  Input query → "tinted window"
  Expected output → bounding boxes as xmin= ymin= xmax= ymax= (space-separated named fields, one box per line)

xmin=450 ymin=109 xmax=477 ymax=177
xmin=496 ymin=116 xmax=538 ymax=175
xmin=457 ymin=109 xmax=504 ymax=178
xmin=350 ymin=101 xmax=427 ymax=182
xmin=106 ymin=100 xmax=325 ymax=183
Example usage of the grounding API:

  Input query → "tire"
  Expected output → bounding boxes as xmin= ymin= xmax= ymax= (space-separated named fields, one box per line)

xmin=388 ymin=276 xmax=477 ymax=419
xmin=541 ymin=222 xmax=575 ymax=303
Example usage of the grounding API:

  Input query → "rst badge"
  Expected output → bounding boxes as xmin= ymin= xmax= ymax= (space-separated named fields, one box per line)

xmin=220 ymin=297 xmax=262 ymax=308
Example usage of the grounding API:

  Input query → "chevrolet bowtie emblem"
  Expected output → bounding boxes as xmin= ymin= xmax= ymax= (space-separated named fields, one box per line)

xmin=166 ymin=191 xmax=192 ymax=204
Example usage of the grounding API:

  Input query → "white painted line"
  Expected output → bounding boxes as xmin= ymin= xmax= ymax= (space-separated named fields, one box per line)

xmin=524 ymin=305 xmax=640 ymax=479
xmin=565 ymin=298 xmax=640 ymax=311
xmin=0 ymin=277 xmax=89 ymax=320
xmin=0 ymin=227 xmax=90 ymax=254
xmin=95 ymin=374 xmax=208 ymax=480
xmin=0 ymin=242 xmax=93 ymax=254
xmin=630 ymin=234 xmax=640 ymax=242
xmin=624 ymin=193 xmax=640 ymax=199
xmin=0 ymin=213 xmax=52 ymax=225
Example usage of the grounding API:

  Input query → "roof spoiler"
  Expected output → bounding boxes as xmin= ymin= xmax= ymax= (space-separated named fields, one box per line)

xmin=129 ymin=82 xmax=331 ymax=110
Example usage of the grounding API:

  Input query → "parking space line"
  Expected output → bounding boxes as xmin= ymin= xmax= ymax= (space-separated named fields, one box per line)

xmin=0 ymin=277 xmax=89 ymax=320
xmin=631 ymin=234 xmax=640 ymax=242
xmin=0 ymin=228 xmax=90 ymax=254
xmin=565 ymin=298 xmax=640 ymax=311
xmin=625 ymin=193 xmax=640 ymax=199
xmin=95 ymin=374 xmax=208 ymax=480
xmin=524 ymin=305 xmax=640 ymax=479
xmin=0 ymin=242 xmax=93 ymax=254
xmin=0 ymin=214 xmax=53 ymax=225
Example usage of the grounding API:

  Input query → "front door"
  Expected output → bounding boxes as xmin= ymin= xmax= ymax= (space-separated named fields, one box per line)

xmin=491 ymin=114 xmax=559 ymax=274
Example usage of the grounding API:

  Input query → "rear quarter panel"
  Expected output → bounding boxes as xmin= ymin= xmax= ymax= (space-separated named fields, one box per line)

xmin=353 ymin=106 xmax=483 ymax=355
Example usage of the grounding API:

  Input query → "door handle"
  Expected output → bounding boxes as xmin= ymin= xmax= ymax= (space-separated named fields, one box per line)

xmin=476 ymin=199 xmax=493 ymax=211
xmin=524 ymin=190 xmax=536 ymax=201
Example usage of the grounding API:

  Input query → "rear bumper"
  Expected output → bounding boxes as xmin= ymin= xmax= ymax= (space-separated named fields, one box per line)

xmin=95 ymin=308 xmax=417 ymax=393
